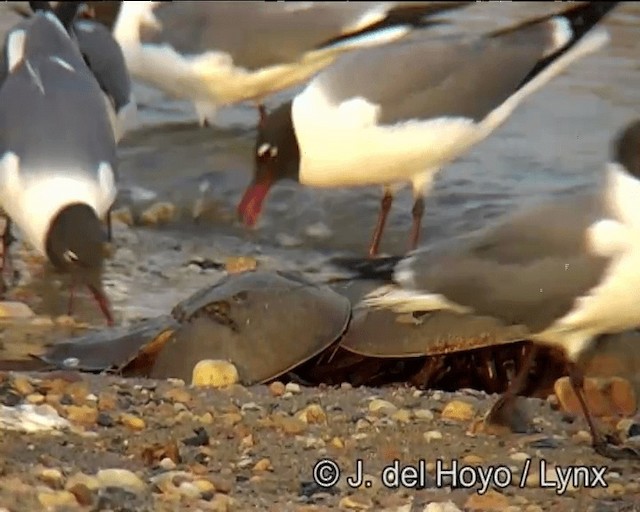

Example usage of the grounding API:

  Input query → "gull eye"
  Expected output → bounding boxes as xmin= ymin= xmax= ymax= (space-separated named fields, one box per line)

xmin=257 ymin=142 xmax=277 ymax=160
xmin=64 ymin=250 xmax=79 ymax=263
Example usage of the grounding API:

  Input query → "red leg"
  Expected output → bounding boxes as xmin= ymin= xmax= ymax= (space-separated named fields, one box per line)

xmin=258 ymin=104 xmax=267 ymax=128
xmin=368 ymin=191 xmax=393 ymax=258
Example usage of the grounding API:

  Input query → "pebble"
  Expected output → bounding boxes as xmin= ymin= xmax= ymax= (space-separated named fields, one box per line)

xmin=64 ymin=405 xmax=98 ymax=426
xmin=571 ymin=430 xmax=592 ymax=445
xmin=111 ymin=206 xmax=134 ymax=226
xmin=510 ymin=452 xmax=530 ymax=462
xmin=37 ymin=467 xmax=64 ymax=489
xmin=194 ymin=479 xmax=216 ymax=494
xmin=159 ymin=457 xmax=177 ymax=471
xmin=392 ymin=409 xmax=412 ymax=423
xmin=37 ymin=490 xmax=78 ymax=508
xmin=462 ymin=455 xmax=484 ymax=465
xmin=12 ymin=376 xmax=35 ymax=396
xmin=96 ymin=468 xmax=147 ymax=495
xmin=423 ymin=502 xmax=462 ymax=512
xmin=607 ymin=483 xmax=626 ymax=496
xmin=285 ymin=382 xmax=302 ymax=394
xmin=65 ymin=473 xmax=100 ymax=491
xmin=224 ymin=256 xmax=257 ymax=274
xmin=441 ymin=400 xmax=476 ymax=422
xmin=339 ymin=494 xmax=373 ymax=510
xmin=296 ymin=404 xmax=327 ymax=424
xmin=178 ymin=481 xmax=202 ymax=499
xmin=120 ymin=413 xmax=146 ymax=430
xmin=0 ymin=301 xmax=35 ymax=318
xmin=253 ymin=458 xmax=273 ymax=472
xmin=209 ymin=493 xmax=235 ymax=511
xmin=368 ymin=399 xmax=397 ymax=415
xmin=414 ymin=409 xmax=434 ymax=421
xmin=554 ymin=376 xmax=636 ymax=417
xmin=464 ymin=489 xmax=509 ymax=511
xmin=269 ymin=381 xmax=286 ymax=397
xmin=139 ymin=201 xmax=176 ymax=226
xmin=423 ymin=430 xmax=443 ymax=443
xmin=191 ymin=360 xmax=240 ymax=388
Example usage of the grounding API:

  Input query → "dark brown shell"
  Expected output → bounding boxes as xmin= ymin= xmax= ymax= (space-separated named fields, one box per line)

xmin=148 ymin=271 xmax=351 ymax=384
xmin=340 ymin=306 xmax=529 ymax=357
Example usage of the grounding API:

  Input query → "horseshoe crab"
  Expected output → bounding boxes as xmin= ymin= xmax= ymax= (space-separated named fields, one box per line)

xmin=33 ymin=271 xmax=351 ymax=385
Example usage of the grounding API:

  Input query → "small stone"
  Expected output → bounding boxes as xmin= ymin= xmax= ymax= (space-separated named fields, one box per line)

xmin=67 ymin=483 xmax=94 ymax=506
xmin=140 ymin=201 xmax=176 ymax=226
xmin=209 ymin=476 xmax=233 ymax=494
xmin=37 ymin=468 xmax=64 ymax=489
xmin=161 ymin=387 xmax=192 ymax=405
xmin=25 ymin=393 xmax=45 ymax=405
xmin=462 ymin=455 xmax=484 ymax=465
xmin=414 ymin=409 xmax=434 ymax=421
xmin=554 ymin=376 xmax=636 ymax=417
xmin=571 ymin=430 xmax=592 ymax=445
xmin=120 ymin=413 xmax=145 ymax=430
xmin=285 ymin=382 xmax=301 ymax=394
xmin=510 ymin=452 xmax=530 ymax=462
xmin=269 ymin=381 xmax=285 ymax=397
xmin=423 ymin=502 xmax=463 ymax=512
xmin=111 ymin=207 xmax=134 ymax=226
xmin=194 ymin=479 xmax=216 ymax=494
xmin=12 ymin=376 xmax=35 ymax=395
xmin=331 ymin=437 xmax=345 ymax=449
xmin=159 ymin=457 xmax=177 ymax=471
xmin=224 ymin=256 xmax=257 ymax=274
xmin=65 ymin=405 xmax=98 ymax=426
xmin=441 ymin=400 xmax=476 ymax=422
xmin=209 ymin=493 xmax=235 ymax=512
xmin=464 ymin=489 xmax=509 ymax=511
xmin=191 ymin=360 xmax=240 ymax=388
xmin=96 ymin=468 xmax=147 ymax=494
xmin=423 ymin=430 xmax=443 ymax=443
xmin=339 ymin=493 xmax=373 ymax=510
xmin=0 ymin=301 xmax=35 ymax=318
xmin=38 ymin=490 xmax=78 ymax=508
xmin=65 ymin=473 xmax=100 ymax=491
xmin=607 ymin=482 xmax=626 ymax=496
xmin=178 ymin=481 xmax=202 ymax=499
xmin=253 ymin=458 xmax=273 ymax=472
xmin=276 ymin=416 xmax=307 ymax=435
xmin=296 ymin=404 xmax=327 ymax=424
xmin=391 ymin=409 xmax=412 ymax=423
xmin=368 ymin=399 xmax=397 ymax=415
xmin=97 ymin=392 xmax=118 ymax=411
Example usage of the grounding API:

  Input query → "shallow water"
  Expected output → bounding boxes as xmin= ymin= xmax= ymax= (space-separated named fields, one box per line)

xmin=0 ymin=3 xmax=639 ymax=330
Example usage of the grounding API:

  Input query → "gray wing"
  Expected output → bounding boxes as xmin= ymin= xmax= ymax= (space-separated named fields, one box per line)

xmin=0 ymin=15 xmax=116 ymax=174
xmin=400 ymin=193 xmax=612 ymax=333
xmin=72 ymin=19 xmax=132 ymax=112
xmin=314 ymin=23 xmax=559 ymax=125
xmin=141 ymin=2 xmax=465 ymax=71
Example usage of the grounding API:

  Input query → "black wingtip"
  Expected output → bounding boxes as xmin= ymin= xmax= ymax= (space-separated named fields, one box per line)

xmin=317 ymin=1 xmax=473 ymax=51
xmin=330 ymin=256 xmax=403 ymax=282
xmin=489 ymin=2 xmax=620 ymax=40
xmin=613 ymin=119 xmax=640 ymax=178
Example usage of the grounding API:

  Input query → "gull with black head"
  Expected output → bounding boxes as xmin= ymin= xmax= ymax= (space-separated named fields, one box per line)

xmin=0 ymin=5 xmax=118 ymax=324
xmin=358 ymin=119 xmax=640 ymax=460
xmin=3 ymin=1 xmax=137 ymax=143
xmin=238 ymin=2 xmax=619 ymax=257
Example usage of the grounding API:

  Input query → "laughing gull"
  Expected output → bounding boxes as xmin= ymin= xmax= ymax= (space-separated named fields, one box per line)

xmin=0 ymin=8 xmax=118 ymax=325
xmin=237 ymin=2 xmax=619 ymax=257
xmin=4 ymin=2 xmax=136 ymax=143
xmin=357 ymin=120 xmax=640 ymax=459
xmin=109 ymin=1 xmax=471 ymax=127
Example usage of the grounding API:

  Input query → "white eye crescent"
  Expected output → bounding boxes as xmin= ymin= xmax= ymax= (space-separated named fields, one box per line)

xmin=257 ymin=143 xmax=278 ymax=158
xmin=64 ymin=250 xmax=79 ymax=262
